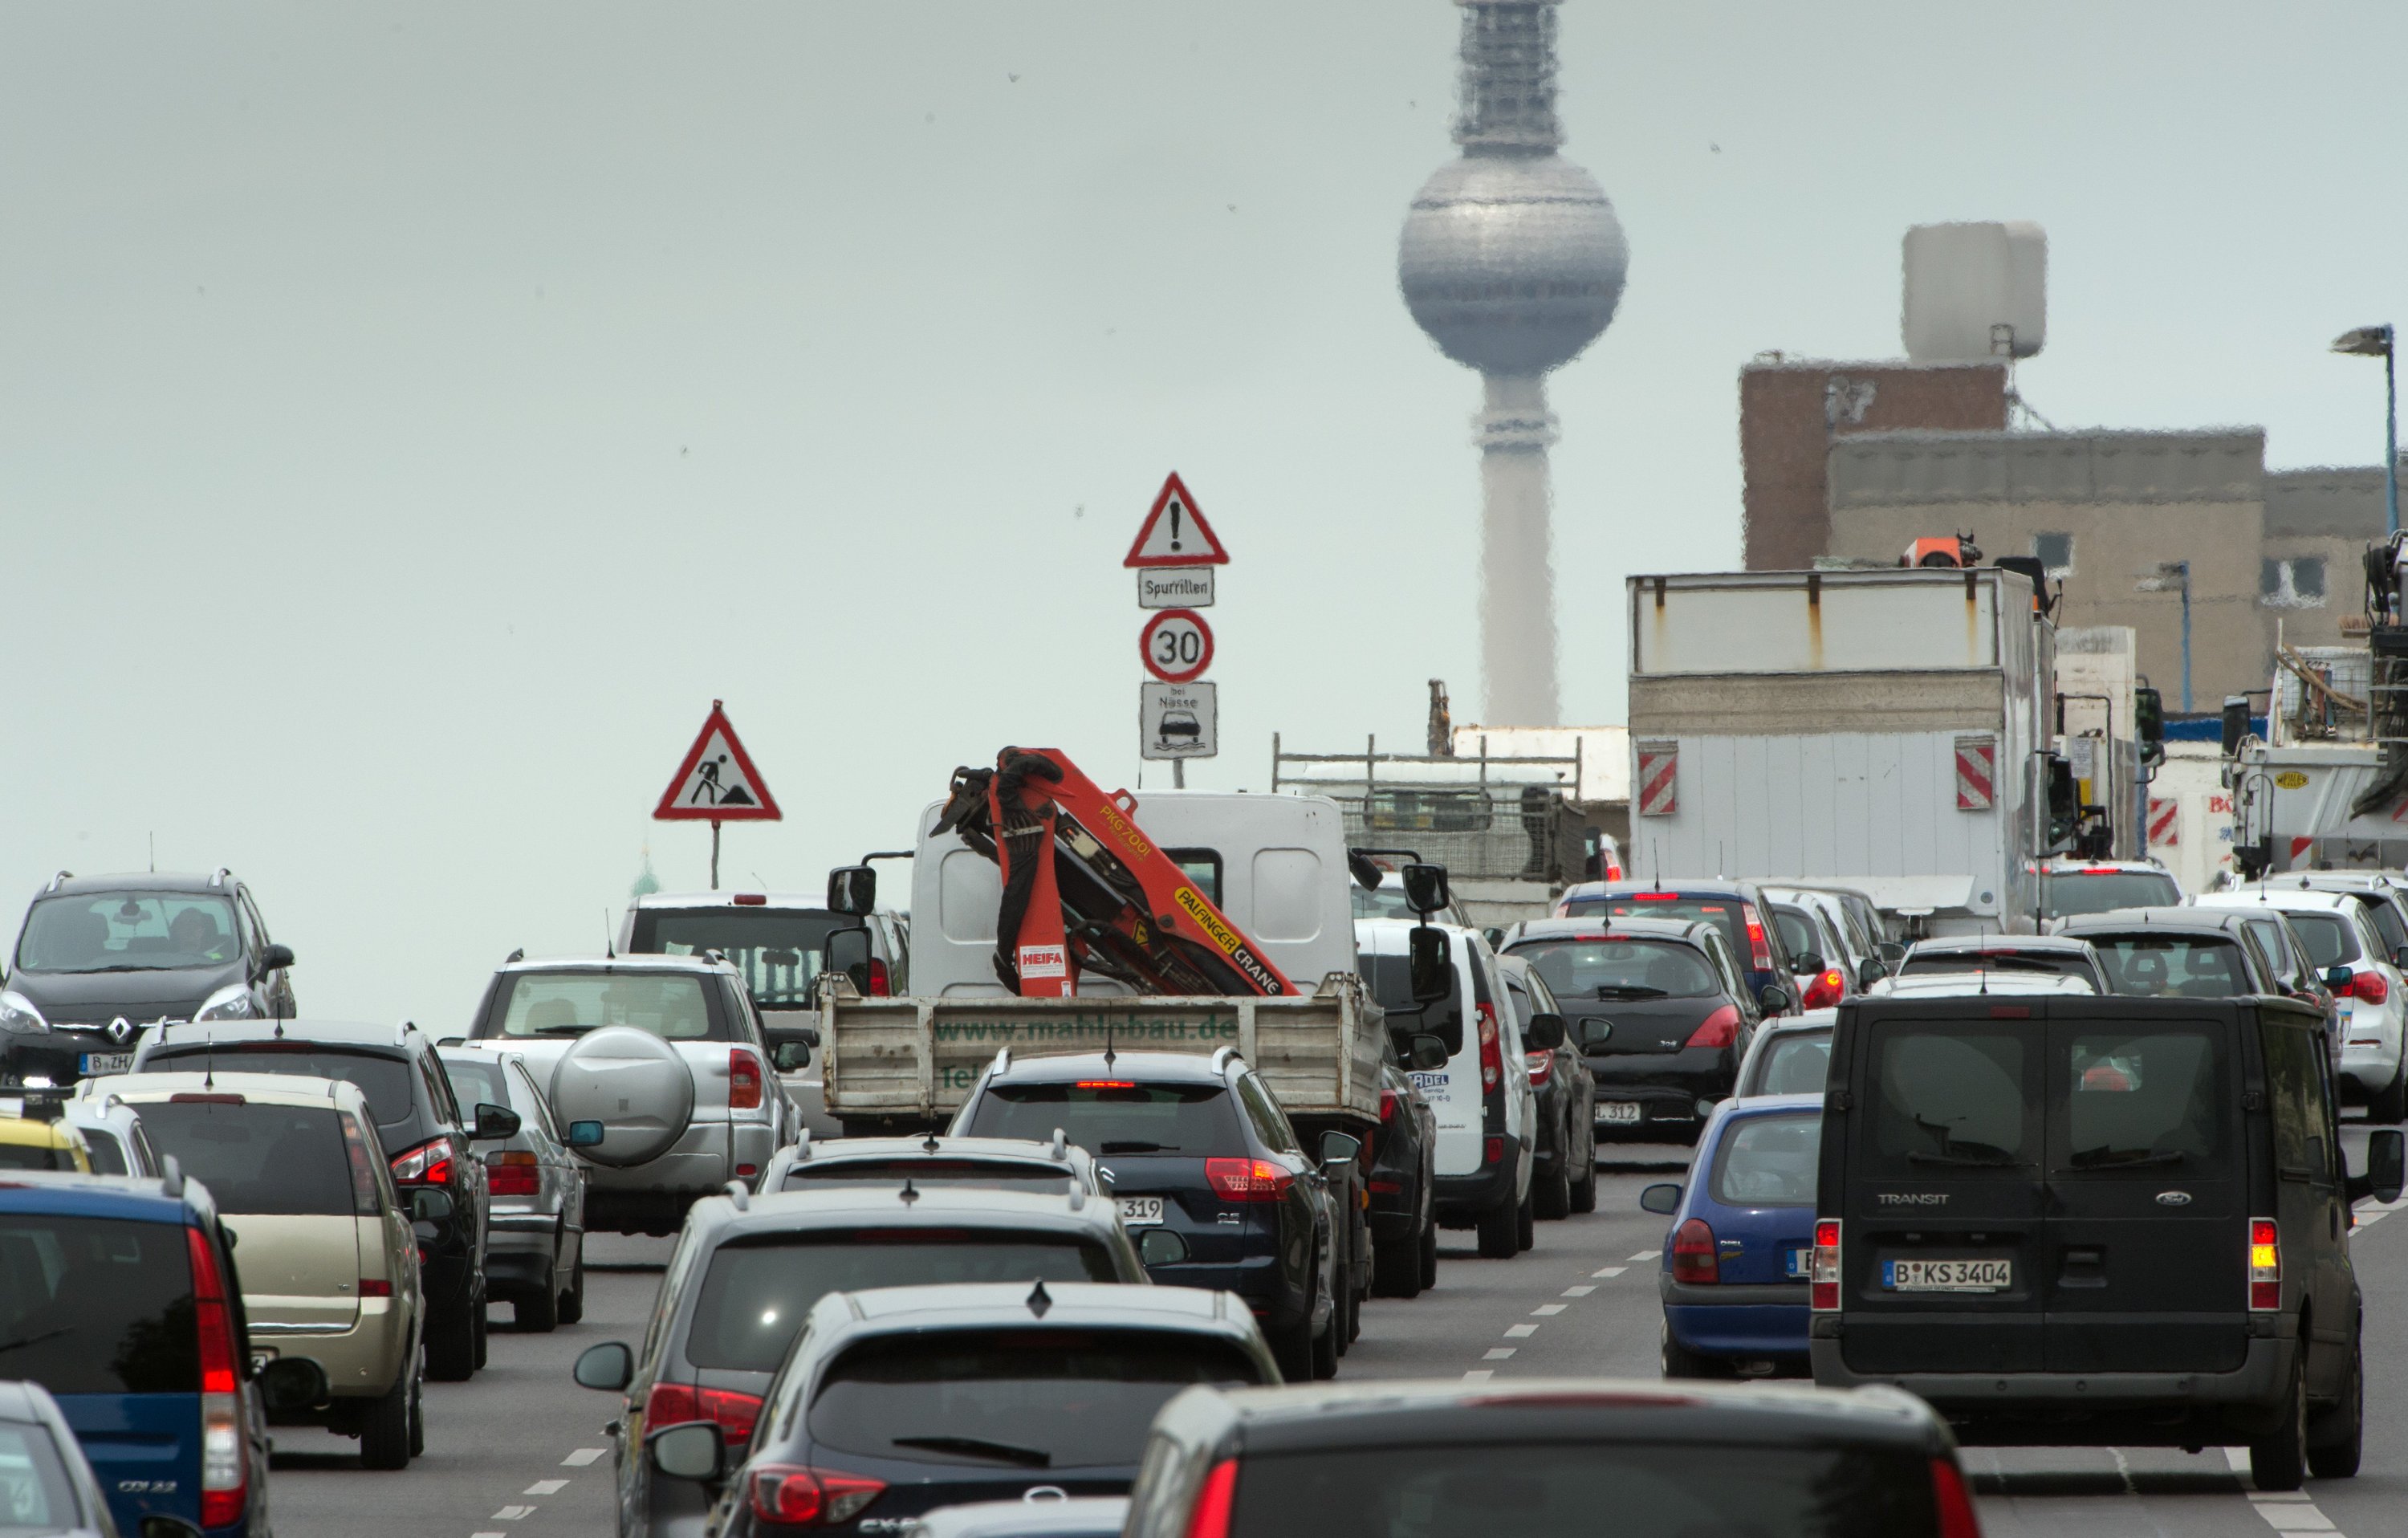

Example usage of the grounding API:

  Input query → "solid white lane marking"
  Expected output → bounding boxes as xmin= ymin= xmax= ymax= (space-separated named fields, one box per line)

xmin=1462 ymin=1369 xmax=1494 ymax=1381
xmin=563 ymin=1449 xmax=607 ymax=1467
xmin=1504 ymin=1324 xmax=1539 ymax=1338
xmin=1531 ymin=1304 xmax=1565 ymax=1316
xmin=1561 ymin=1285 xmax=1595 ymax=1297
xmin=1592 ymin=1267 xmax=1626 ymax=1279
xmin=491 ymin=1508 xmax=535 ymax=1521
xmin=473 ymin=1532 xmax=506 ymax=1537
xmin=524 ymin=1480 xmax=568 ymax=1495
xmin=1484 ymin=1348 xmax=1516 ymax=1360
xmin=1629 ymin=1251 xmax=1658 ymax=1262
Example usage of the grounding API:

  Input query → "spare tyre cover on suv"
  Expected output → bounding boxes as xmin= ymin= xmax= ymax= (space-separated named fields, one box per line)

xmin=549 ymin=1026 xmax=695 ymax=1168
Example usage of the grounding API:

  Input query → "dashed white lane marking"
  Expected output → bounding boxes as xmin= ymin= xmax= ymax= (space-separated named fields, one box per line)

xmin=1484 ymin=1347 xmax=1516 ymax=1360
xmin=1531 ymin=1304 xmax=1566 ymax=1316
xmin=1629 ymin=1250 xmax=1659 ymax=1262
xmin=1592 ymin=1267 xmax=1626 ymax=1279
xmin=1561 ymin=1285 xmax=1595 ymax=1297
xmin=1504 ymin=1324 xmax=1540 ymax=1338
xmin=2223 ymin=1451 xmax=2346 ymax=1535
xmin=1462 ymin=1369 xmax=1494 ymax=1382
xmin=524 ymin=1480 xmax=568 ymax=1496
xmin=563 ymin=1448 xmax=607 ymax=1467
xmin=473 ymin=1531 xmax=505 ymax=1538
xmin=491 ymin=1508 xmax=535 ymax=1521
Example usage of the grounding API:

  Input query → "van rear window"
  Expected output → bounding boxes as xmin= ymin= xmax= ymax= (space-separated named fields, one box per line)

xmin=2060 ymin=1028 xmax=2229 ymax=1172
xmin=1867 ymin=1027 xmax=2032 ymax=1171
xmin=0 ymin=1215 xmax=197 ymax=1394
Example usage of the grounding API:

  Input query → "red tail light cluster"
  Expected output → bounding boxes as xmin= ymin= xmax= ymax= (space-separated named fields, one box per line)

xmin=389 ymin=1137 xmax=454 ymax=1189
xmin=1524 ymin=1050 xmax=1553 ymax=1088
xmin=1183 ymin=1458 xmax=1240 ymax=1538
xmin=1483 ymin=1134 xmax=1506 ymax=1166
xmin=1802 ymin=969 xmax=1847 ymax=1010
xmin=1742 ymin=902 xmax=1773 ymax=972
xmin=1206 ymin=1158 xmax=1294 ymax=1202
xmin=1930 ymin=1456 xmax=1983 ymax=1538
xmin=487 ymin=1149 xmax=540 ymax=1196
xmin=2348 ymin=970 xmax=2389 ymax=1005
xmin=2249 ymin=1218 xmax=2280 ymax=1310
xmin=1811 ymin=1219 xmax=1841 ymax=1311
xmin=1684 ymin=1005 xmax=1743 ymax=1051
xmin=1476 ymin=1003 xmax=1503 ymax=1092
xmin=185 ymin=1226 xmax=246 ymax=1528
xmin=866 ymin=958 xmax=892 ymax=996
xmin=747 ymin=1463 xmax=886 ymax=1528
xmin=645 ymin=1382 xmax=765 ymax=1445
xmin=1379 ymin=1088 xmax=1401 ymax=1124
xmin=1671 ymin=1218 xmax=1719 ymax=1284
xmin=729 ymin=1048 xmax=764 ymax=1111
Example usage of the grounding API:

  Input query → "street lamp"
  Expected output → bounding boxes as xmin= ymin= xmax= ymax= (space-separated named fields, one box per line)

xmin=2333 ymin=324 xmax=2398 ymax=538
xmin=2136 ymin=560 xmax=2193 ymax=713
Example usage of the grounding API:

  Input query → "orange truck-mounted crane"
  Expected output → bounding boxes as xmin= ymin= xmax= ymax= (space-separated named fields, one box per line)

xmin=932 ymin=747 xmax=1296 ymax=1000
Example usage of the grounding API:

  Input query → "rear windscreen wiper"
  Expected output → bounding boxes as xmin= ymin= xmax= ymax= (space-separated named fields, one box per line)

xmin=0 ymin=1327 xmax=74 ymax=1357
xmin=530 ymin=1023 xmax=596 ymax=1036
xmin=1099 ymin=1141 xmax=1170 ymax=1154
xmin=1906 ymin=1150 xmax=2026 ymax=1169
xmin=2068 ymin=1146 xmax=2183 ymax=1170
xmin=891 ymin=1435 xmax=1051 ymax=1467
xmin=1592 ymin=984 xmax=1668 ymax=999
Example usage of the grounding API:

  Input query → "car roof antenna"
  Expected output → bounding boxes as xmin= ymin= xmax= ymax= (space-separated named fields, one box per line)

xmin=203 ymin=1031 xmax=214 ymax=1090
xmin=922 ymin=1129 xmax=942 ymax=1154
xmin=899 ymin=1177 xmax=920 ymax=1206
xmin=604 ymin=909 xmax=616 ymax=961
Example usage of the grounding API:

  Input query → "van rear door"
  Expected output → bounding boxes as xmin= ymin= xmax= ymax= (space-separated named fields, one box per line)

xmin=1836 ymin=1003 xmax=2047 ymax=1373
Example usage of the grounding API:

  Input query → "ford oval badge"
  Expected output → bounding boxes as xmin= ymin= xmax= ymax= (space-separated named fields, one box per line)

xmin=2155 ymin=1190 xmax=2192 ymax=1207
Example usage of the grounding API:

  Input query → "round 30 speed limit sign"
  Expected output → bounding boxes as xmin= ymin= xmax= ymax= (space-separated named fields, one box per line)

xmin=1140 ymin=608 xmax=1214 ymax=684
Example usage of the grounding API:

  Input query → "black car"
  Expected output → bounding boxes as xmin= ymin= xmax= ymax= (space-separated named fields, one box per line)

xmin=950 ymin=1048 xmax=1352 ymax=1382
xmin=133 ymin=1017 xmax=506 ymax=1381
xmin=1367 ymin=1060 xmax=1438 ymax=1296
xmin=1552 ymin=878 xmax=1800 ymax=1010
xmin=1123 ymin=1377 xmax=1985 ymax=1538
xmin=1811 ymin=992 xmax=2407 ymax=1490
xmin=1498 ymin=954 xmax=1593 ymax=1216
xmin=0 ymin=871 xmax=295 ymax=1087
xmin=1507 ymin=916 xmax=1764 ymax=1145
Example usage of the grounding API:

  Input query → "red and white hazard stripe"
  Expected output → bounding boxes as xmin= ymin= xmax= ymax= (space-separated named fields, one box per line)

xmin=1954 ymin=736 xmax=1995 ymax=812
xmin=2148 ymin=797 xmax=2179 ymax=847
xmin=1637 ymin=742 xmax=1678 ymax=818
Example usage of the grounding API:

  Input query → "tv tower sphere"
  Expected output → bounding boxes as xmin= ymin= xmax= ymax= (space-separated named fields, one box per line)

xmin=1398 ymin=0 xmax=1626 ymax=726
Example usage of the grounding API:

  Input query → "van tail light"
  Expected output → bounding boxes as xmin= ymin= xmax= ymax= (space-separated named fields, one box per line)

xmin=1930 ymin=1456 xmax=1983 ymax=1538
xmin=1671 ymin=1218 xmax=1719 ymax=1284
xmin=1524 ymin=1051 xmax=1553 ymax=1088
xmin=1684 ymin=1005 xmax=1743 ymax=1051
xmin=1477 ymin=1003 xmax=1503 ymax=1092
xmin=866 ymin=958 xmax=892 ymax=997
xmin=2351 ymin=970 xmax=2389 ymax=1005
xmin=1183 ymin=1458 xmax=1239 ymax=1538
xmin=1812 ymin=1219 xmax=1841 ymax=1311
xmin=486 ymin=1149 xmax=540 ymax=1196
xmin=1207 ymin=1158 xmax=1294 ymax=1202
xmin=185 ymin=1226 xmax=246 ymax=1528
xmin=1742 ymin=902 xmax=1772 ymax=972
xmin=645 ymin=1382 xmax=765 ymax=1446
xmin=389 ymin=1137 xmax=454 ymax=1189
xmin=746 ymin=1463 xmax=886 ymax=1528
xmin=2249 ymin=1218 xmax=2280 ymax=1310
xmin=729 ymin=1048 xmax=764 ymax=1111
xmin=1483 ymin=1135 xmax=1506 ymax=1166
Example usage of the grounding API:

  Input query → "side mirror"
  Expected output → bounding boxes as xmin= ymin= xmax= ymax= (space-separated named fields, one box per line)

xmin=826 ymin=865 xmax=877 ymax=918
xmin=2325 ymin=966 xmax=2354 ymax=991
xmin=1579 ymin=1017 xmax=1615 ymax=1048
xmin=824 ymin=927 xmax=874 ymax=992
xmin=1483 ymin=926 xmax=1507 ymax=950
xmin=1877 ymin=942 xmax=1907 ymax=964
xmin=2393 ymin=946 xmax=2408 ymax=970
xmin=767 ymin=1027 xmax=813 ymax=1073
xmin=1405 ymin=1033 xmax=1448 ymax=1072
xmin=649 ymin=1421 xmax=726 ymax=1483
xmin=565 ymin=1119 xmax=605 ymax=1149
xmin=1695 ymin=1096 xmax=1723 ymax=1118
xmin=1638 ymin=1182 xmax=1682 ymax=1216
xmin=1758 ymin=985 xmax=1792 ymax=1015
xmin=1401 ymin=862 xmax=1450 ymax=918
xmin=257 ymin=1355 xmax=329 ymax=1412
xmin=573 ymin=1341 xmax=635 ymax=1393
xmin=1791 ymin=952 xmax=1825 ymax=977
xmin=472 ymin=1102 xmax=522 ymax=1141
xmin=1406 ymin=925 xmax=1451 ymax=1004
xmin=1317 ymin=1131 xmax=1362 ymax=1167
xmin=1138 ymin=1228 xmax=1189 ymax=1267
xmin=1525 ymin=1012 xmax=1566 ymax=1050
xmin=251 ymin=942 xmax=295 ymax=983
xmin=2351 ymin=1128 xmax=2406 ymax=1206
xmin=1858 ymin=958 xmax=1889 ymax=990
xmin=409 ymin=1186 xmax=455 ymax=1226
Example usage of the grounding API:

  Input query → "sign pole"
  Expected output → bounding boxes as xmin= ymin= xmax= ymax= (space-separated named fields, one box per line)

xmin=1173 ymin=760 xmax=1186 ymax=789
xmin=710 ymin=820 xmax=722 ymax=890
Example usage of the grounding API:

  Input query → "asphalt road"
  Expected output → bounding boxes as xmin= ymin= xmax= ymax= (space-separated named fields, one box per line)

xmin=267 ymin=1130 xmax=2408 ymax=1538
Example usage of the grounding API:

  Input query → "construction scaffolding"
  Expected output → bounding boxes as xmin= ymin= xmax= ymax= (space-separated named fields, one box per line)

xmin=1270 ymin=732 xmax=1592 ymax=886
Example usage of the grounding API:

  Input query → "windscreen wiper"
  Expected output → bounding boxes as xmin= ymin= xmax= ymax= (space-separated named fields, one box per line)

xmin=2068 ymin=1146 xmax=2183 ymax=1170
xmin=890 ymin=1435 xmax=1051 ymax=1467
xmin=1592 ymin=984 xmax=1668 ymax=999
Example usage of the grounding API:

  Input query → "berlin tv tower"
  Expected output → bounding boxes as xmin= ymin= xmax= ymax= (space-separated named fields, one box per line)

xmin=1399 ymin=0 xmax=1627 ymax=726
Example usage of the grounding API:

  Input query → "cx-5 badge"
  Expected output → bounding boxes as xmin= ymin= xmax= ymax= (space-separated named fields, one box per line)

xmin=2155 ymin=1190 xmax=2192 ymax=1206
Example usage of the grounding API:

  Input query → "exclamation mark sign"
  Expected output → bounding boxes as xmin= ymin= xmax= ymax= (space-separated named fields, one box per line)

xmin=1169 ymin=499 xmax=1183 ymax=552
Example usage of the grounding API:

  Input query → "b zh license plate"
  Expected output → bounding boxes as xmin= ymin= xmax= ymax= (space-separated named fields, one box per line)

xmin=80 ymin=1052 xmax=132 ymax=1076
xmin=1883 ymin=1258 xmax=2012 ymax=1292
xmin=1599 ymin=1102 xmax=1642 ymax=1125
xmin=1117 ymin=1196 xmax=1165 ymax=1227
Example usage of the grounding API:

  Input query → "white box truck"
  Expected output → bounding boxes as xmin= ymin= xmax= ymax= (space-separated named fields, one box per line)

xmin=1625 ymin=567 xmax=2056 ymax=934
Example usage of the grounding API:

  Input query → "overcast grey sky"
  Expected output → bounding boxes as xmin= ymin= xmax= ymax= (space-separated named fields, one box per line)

xmin=3 ymin=2 xmax=2402 ymax=1022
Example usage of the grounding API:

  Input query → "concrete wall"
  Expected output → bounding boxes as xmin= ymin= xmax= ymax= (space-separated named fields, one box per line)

xmin=2262 ymin=464 xmax=2394 ymax=649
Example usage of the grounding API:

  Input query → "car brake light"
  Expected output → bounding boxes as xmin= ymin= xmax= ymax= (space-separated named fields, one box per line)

xmin=185 ymin=1227 xmax=246 ymax=1526
xmin=1206 ymin=1158 xmax=1293 ymax=1202
xmin=2353 ymin=970 xmax=2390 ymax=1005
xmin=487 ymin=1149 xmax=540 ymax=1196
xmin=1812 ymin=1219 xmax=1841 ymax=1311
xmin=1076 ymin=1080 xmax=1137 ymax=1089
xmin=1684 ymin=1004 xmax=1742 ymax=1051
xmin=1742 ymin=902 xmax=1772 ymax=972
xmin=646 ymin=1382 xmax=766 ymax=1445
xmin=2250 ymin=1218 xmax=2280 ymax=1310
xmin=1184 ymin=1458 xmax=1239 ymax=1538
xmin=1632 ymin=893 xmax=1680 ymax=901
xmin=2079 ymin=866 xmax=2121 ymax=875
xmin=389 ymin=1137 xmax=453 ymax=1189
xmin=729 ymin=1048 xmax=764 ymax=1111
xmin=733 ymin=893 xmax=767 ymax=905
xmin=1930 ymin=1456 xmax=1983 ymax=1538
xmin=866 ymin=957 xmax=891 ymax=996
xmin=1524 ymin=1050 xmax=1552 ymax=1088
xmin=1379 ymin=1088 xmax=1399 ymax=1124
xmin=1671 ymin=1217 xmax=1718 ymax=1284
xmin=747 ymin=1463 xmax=887 ymax=1527
xmin=1477 ymin=1003 xmax=1502 ymax=1092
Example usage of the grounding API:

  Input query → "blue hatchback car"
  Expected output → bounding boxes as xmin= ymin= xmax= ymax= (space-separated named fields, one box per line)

xmin=0 ymin=1169 xmax=279 ymax=1536
xmin=1640 ymin=1093 xmax=1824 ymax=1378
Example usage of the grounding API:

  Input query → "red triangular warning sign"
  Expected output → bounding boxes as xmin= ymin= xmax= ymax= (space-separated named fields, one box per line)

xmin=654 ymin=701 xmax=783 ymax=822
xmin=1123 ymin=472 xmax=1230 ymax=568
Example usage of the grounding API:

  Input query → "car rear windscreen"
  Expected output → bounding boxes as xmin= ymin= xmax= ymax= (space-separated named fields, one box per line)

xmin=684 ymin=1232 xmax=1118 ymax=1372
xmin=1357 ymin=954 xmax=1464 ymax=1055
xmin=1507 ymin=938 xmax=1720 ymax=1001
xmin=1900 ymin=949 xmax=2095 ymax=983
xmin=809 ymin=1328 xmax=1263 ymax=1471
xmin=783 ymin=1159 xmax=1074 ymax=1194
xmin=1753 ymin=1032 xmax=1832 ymax=1097
xmin=145 ymin=1045 xmax=417 ymax=1129
xmin=628 ymin=908 xmax=844 ymax=1009
xmin=0 ymin=1142 xmax=79 ymax=1172
xmin=2087 ymin=936 xmax=2251 ymax=998
xmin=138 ymin=1101 xmax=372 ymax=1216
xmin=1223 ymin=1442 xmax=1938 ymax=1536
xmin=0 ymin=1214 xmax=197 ymax=1394
xmin=2041 ymin=870 xmax=2182 ymax=918
xmin=1562 ymin=898 xmax=1747 ymax=964
xmin=2280 ymin=913 xmax=2363 ymax=970
xmin=966 ymin=1083 xmax=1243 ymax=1158
xmin=1712 ymin=1112 xmax=1822 ymax=1206
xmin=490 ymin=971 xmax=722 ymax=1041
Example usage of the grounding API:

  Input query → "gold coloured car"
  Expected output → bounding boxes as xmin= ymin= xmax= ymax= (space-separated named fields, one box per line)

xmin=0 ymin=1108 xmax=92 ymax=1172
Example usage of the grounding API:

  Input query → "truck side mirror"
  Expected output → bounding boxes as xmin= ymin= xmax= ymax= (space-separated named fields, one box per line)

xmin=824 ymin=927 xmax=874 ymax=992
xmin=1525 ymin=1013 xmax=1566 ymax=1050
xmin=1405 ymin=1033 xmax=1447 ymax=1071
xmin=1401 ymin=863 xmax=1450 ymax=918
xmin=2352 ymin=1128 xmax=2405 ymax=1206
xmin=826 ymin=865 xmax=877 ymax=917
xmin=1407 ymin=926 xmax=1450 ymax=1004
